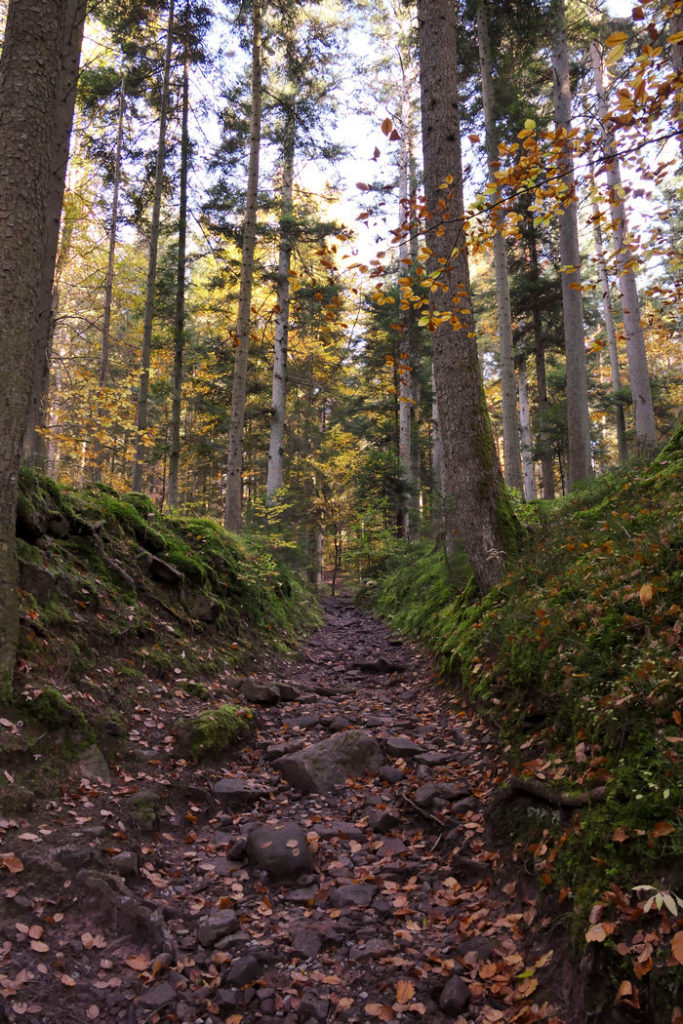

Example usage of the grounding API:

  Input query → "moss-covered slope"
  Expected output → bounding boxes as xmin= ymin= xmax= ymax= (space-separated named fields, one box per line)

xmin=364 ymin=429 xmax=682 ymax=1014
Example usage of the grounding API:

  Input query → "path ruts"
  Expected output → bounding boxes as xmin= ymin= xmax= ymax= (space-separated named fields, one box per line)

xmin=0 ymin=597 xmax=567 ymax=1024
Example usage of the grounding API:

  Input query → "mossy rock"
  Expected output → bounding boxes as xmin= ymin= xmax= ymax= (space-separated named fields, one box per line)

xmin=174 ymin=704 xmax=255 ymax=760
xmin=20 ymin=686 xmax=93 ymax=743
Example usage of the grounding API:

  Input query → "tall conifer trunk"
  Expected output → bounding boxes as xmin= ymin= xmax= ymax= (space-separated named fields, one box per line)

xmin=132 ymin=0 xmax=175 ymax=492
xmin=22 ymin=0 xmax=86 ymax=466
xmin=224 ymin=0 xmax=262 ymax=531
xmin=475 ymin=0 xmax=523 ymax=493
xmin=265 ymin=94 xmax=295 ymax=503
xmin=0 ymin=0 xmax=74 ymax=693
xmin=417 ymin=0 xmax=519 ymax=593
xmin=100 ymin=77 xmax=126 ymax=390
xmin=551 ymin=0 xmax=593 ymax=487
xmin=168 ymin=11 xmax=190 ymax=509
xmin=589 ymin=41 xmax=657 ymax=449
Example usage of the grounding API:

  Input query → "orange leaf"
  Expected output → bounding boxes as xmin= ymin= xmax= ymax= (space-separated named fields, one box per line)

xmin=585 ymin=922 xmax=616 ymax=943
xmin=365 ymin=1004 xmax=394 ymax=1021
xmin=671 ymin=930 xmax=683 ymax=965
xmin=651 ymin=822 xmax=674 ymax=838
xmin=639 ymin=583 xmax=654 ymax=606
xmin=60 ymin=975 xmax=77 ymax=987
xmin=612 ymin=826 xmax=629 ymax=843
xmin=616 ymin=980 xmax=633 ymax=1002
xmin=125 ymin=954 xmax=151 ymax=971
xmin=0 ymin=852 xmax=24 ymax=873
xmin=395 ymin=980 xmax=415 ymax=1004
xmin=381 ymin=118 xmax=393 ymax=136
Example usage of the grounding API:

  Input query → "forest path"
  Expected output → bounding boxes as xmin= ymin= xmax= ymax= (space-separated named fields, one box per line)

xmin=0 ymin=597 xmax=568 ymax=1024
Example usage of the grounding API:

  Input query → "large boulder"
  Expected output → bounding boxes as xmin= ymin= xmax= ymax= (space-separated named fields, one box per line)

xmin=273 ymin=729 xmax=383 ymax=794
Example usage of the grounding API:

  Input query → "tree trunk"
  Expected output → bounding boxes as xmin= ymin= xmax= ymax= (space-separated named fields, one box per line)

xmin=475 ymin=0 xmax=523 ymax=494
xmin=587 ymin=139 xmax=627 ymax=464
xmin=100 ymin=77 xmax=126 ymax=390
xmin=265 ymin=96 xmax=295 ymax=504
xmin=589 ymin=41 xmax=657 ymax=450
xmin=21 ymin=0 xmax=86 ymax=466
xmin=0 ymin=0 xmax=71 ymax=695
xmin=551 ymin=0 xmax=593 ymax=488
xmin=526 ymin=214 xmax=555 ymax=499
xmin=517 ymin=354 xmax=537 ymax=500
xmin=168 ymin=17 xmax=190 ymax=509
xmin=224 ymin=0 xmax=262 ymax=531
xmin=131 ymin=0 xmax=175 ymax=492
xmin=417 ymin=0 xmax=520 ymax=594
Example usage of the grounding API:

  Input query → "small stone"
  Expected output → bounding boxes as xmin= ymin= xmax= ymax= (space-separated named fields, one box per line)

xmin=414 ymin=783 xmax=440 ymax=807
xmin=213 ymin=777 xmax=268 ymax=807
xmin=327 ymin=714 xmax=350 ymax=732
xmin=110 ymin=851 xmax=138 ymax=877
xmin=379 ymin=765 xmax=404 ymax=783
xmin=215 ymin=987 xmax=240 ymax=1011
xmin=138 ymin=981 xmax=177 ymax=1011
xmin=329 ymin=883 xmax=376 ymax=909
xmin=78 ymin=745 xmax=111 ymax=784
xmin=368 ymin=807 xmax=401 ymax=833
xmin=246 ymin=821 xmax=315 ymax=879
xmin=290 ymin=925 xmax=321 ymax=959
xmin=56 ymin=846 xmax=91 ymax=870
xmin=198 ymin=909 xmax=239 ymax=947
xmin=224 ymin=955 xmax=261 ymax=986
xmin=415 ymin=750 xmax=457 ymax=767
xmin=299 ymin=991 xmax=329 ymax=1022
xmin=276 ymin=682 xmax=300 ymax=701
xmin=439 ymin=975 xmax=471 ymax=1015
xmin=385 ymin=735 xmax=423 ymax=757
xmin=240 ymin=679 xmax=281 ymax=704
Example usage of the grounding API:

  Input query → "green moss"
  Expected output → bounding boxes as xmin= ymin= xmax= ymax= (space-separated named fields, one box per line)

xmin=16 ymin=686 xmax=94 ymax=747
xmin=176 ymin=703 xmax=255 ymax=759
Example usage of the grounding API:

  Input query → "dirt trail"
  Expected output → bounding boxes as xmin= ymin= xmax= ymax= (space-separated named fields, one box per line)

xmin=0 ymin=597 xmax=568 ymax=1024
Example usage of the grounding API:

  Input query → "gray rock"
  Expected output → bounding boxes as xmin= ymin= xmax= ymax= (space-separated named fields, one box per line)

xmin=17 ymin=561 xmax=55 ymax=604
xmin=246 ymin=821 xmax=315 ymax=879
xmin=240 ymin=678 xmax=281 ymax=704
xmin=329 ymin=883 xmax=376 ymax=909
xmin=111 ymin=851 xmax=139 ymax=876
xmin=56 ymin=846 xmax=91 ymax=871
xmin=224 ymin=955 xmax=261 ymax=986
xmin=264 ymin=739 xmax=305 ymax=762
xmin=192 ymin=595 xmax=221 ymax=623
xmin=216 ymin=987 xmax=240 ymax=1011
xmin=327 ymin=714 xmax=350 ymax=732
xmin=283 ymin=885 xmax=319 ymax=905
xmin=138 ymin=981 xmax=177 ymax=1010
xmin=299 ymin=991 xmax=329 ymax=1022
xmin=385 ymin=735 xmax=423 ymax=757
xmin=273 ymin=729 xmax=383 ymax=794
xmin=290 ymin=925 xmax=321 ymax=959
xmin=213 ymin=777 xmax=268 ymax=807
xmin=415 ymin=750 xmax=457 ymax=767
xmin=276 ymin=682 xmax=300 ymax=701
xmin=379 ymin=765 xmax=404 ymax=783
xmin=197 ymin=909 xmax=239 ymax=947
xmin=368 ymin=806 xmax=401 ymax=833
xmin=439 ymin=975 xmax=471 ymax=1015
xmin=414 ymin=783 xmax=441 ymax=807
xmin=139 ymin=552 xmax=184 ymax=587
xmin=78 ymin=744 xmax=111 ymax=784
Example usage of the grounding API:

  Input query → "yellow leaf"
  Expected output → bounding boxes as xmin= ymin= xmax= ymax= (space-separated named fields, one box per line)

xmin=667 ymin=31 xmax=683 ymax=45
xmin=524 ymin=118 xmax=536 ymax=130
xmin=605 ymin=31 xmax=628 ymax=47
xmin=395 ymin=979 xmax=415 ymax=1004
xmin=639 ymin=583 xmax=654 ymax=606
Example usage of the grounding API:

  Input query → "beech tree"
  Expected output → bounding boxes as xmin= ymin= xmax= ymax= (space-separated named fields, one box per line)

xmin=0 ymin=0 xmax=79 ymax=693
xmin=416 ymin=0 xmax=520 ymax=593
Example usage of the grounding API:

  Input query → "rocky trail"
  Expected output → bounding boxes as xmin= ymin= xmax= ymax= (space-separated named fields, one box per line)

xmin=0 ymin=597 xmax=570 ymax=1024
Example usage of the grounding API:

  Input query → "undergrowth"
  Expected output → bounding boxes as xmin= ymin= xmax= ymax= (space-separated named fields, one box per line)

xmin=364 ymin=428 xmax=683 ymax=1013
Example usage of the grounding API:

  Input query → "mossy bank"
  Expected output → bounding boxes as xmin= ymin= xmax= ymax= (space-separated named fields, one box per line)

xmin=363 ymin=429 xmax=682 ymax=1020
xmin=6 ymin=469 xmax=320 ymax=804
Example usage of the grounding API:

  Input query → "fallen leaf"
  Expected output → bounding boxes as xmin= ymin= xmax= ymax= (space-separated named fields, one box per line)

xmin=585 ymin=922 xmax=616 ymax=943
xmin=650 ymin=822 xmax=674 ymax=838
xmin=59 ymin=975 xmax=77 ymax=987
xmin=125 ymin=954 xmax=151 ymax=971
xmin=86 ymin=1007 xmax=100 ymax=1020
xmin=672 ymin=931 xmax=683 ymax=965
xmin=0 ymin=853 xmax=24 ymax=874
xmin=395 ymin=979 xmax=415 ymax=1004
xmin=365 ymin=1003 xmax=394 ymax=1021
xmin=612 ymin=826 xmax=629 ymax=843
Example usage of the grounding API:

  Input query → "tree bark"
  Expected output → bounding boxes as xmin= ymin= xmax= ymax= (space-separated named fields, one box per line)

xmin=265 ymin=95 xmax=295 ymax=504
xmin=417 ymin=0 xmax=520 ymax=593
xmin=475 ymin=0 xmax=523 ymax=494
xmin=0 ymin=0 xmax=70 ymax=694
xmin=526 ymin=214 xmax=555 ymax=499
xmin=517 ymin=354 xmax=536 ymax=500
xmin=100 ymin=77 xmax=126 ymax=390
xmin=224 ymin=0 xmax=262 ymax=531
xmin=587 ymin=139 xmax=627 ymax=464
xmin=168 ymin=17 xmax=190 ymax=509
xmin=589 ymin=41 xmax=657 ymax=450
xmin=131 ymin=0 xmax=175 ymax=493
xmin=21 ymin=0 xmax=86 ymax=466
xmin=551 ymin=0 xmax=593 ymax=488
